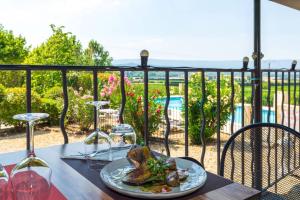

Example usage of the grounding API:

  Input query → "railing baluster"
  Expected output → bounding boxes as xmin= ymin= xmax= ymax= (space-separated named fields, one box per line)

xmin=217 ymin=72 xmax=221 ymax=175
xmin=241 ymin=71 xmax=245 ymax=184
xmin=281 ymin=72 xmax=285 ymax=176
xmin=143 ymin=68 xmax=149 ymax=146
xmin=274 ymin=71 xmax=278 ymax=193
xmin=93 ymin=70 xmax=98 ymax=129
xmin=164 ymin=71 xmax=171 ymax=156
xmin=251 ymin=129 xmax=255 ymax=188
xmin=230 ymin=72 xmax=235 ymax=180
xmin=251 ymin=71 xmax=255 ymax=187
xmin=298 ymin=72 xmax=300 ymax=166
xmin=60 ymin=70 xmax=69 ymax=144
xmin=119 ymin=70 xmax=126 ymax=123
xmin=184 ymin=71 xmax=189 ymax=157
xmin=267 ymin=72 xmax=271 ymax=186
xmin=293 ymin=71 xmax=296 ymax=169
xmin=251 ymin=72 xmax=255 ymax=123
xmin=26 ymin=69 xmax=32 ymax=150
xmin=200 ymin=71 xmax=206 ymax=166
xmin=288 ymin=72 xmax=291 ymax=172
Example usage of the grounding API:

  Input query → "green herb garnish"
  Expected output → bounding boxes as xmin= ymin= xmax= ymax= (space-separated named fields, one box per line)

xmin=146 ymin=158 xmax=168 ymax=176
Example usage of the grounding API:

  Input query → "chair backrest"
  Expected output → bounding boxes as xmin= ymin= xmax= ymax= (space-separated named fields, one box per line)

xmin=220 ymin=123 xmax=300 ymax=197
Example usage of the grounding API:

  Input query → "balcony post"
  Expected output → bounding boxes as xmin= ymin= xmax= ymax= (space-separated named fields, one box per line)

xmin=253 ymin=0 xmax=262 ymax=191
xmin=141 ymin=50 xmax=149 ymax=146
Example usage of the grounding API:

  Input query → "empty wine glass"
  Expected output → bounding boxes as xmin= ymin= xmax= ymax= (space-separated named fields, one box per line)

xmin=110 ymin=124 xmax=136 ymax=148
xmin=0 ymin=164 xmax=9 ymax=200
xmin=11 ymin=113 xmax=52 ymax=200
xmin=84 ymin=101 xmax=112 ymax=164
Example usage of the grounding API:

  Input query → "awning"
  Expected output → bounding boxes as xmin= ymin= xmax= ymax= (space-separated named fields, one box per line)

xmin=271 ymin=0 xmax=300 ymax=11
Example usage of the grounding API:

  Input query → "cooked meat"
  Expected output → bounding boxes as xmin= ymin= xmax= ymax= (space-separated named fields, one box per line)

xmin=166 ymin=171 xmax=180 ymax=187
xmin=165 ymin=158 xmax=176 ymax=170
xmin=123 ymin=146 xmax=189 ymax=189
xmin=122 ymin=163 xmax=152 ymax=185
xmin=127 ymin=145 xmax=155 ymax=168
xmin=177 ymin=169 xmax=189 ymax=181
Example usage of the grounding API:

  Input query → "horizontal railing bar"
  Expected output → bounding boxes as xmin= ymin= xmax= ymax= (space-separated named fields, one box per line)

xmin=0 ymin=64 xmax=254 ymax=72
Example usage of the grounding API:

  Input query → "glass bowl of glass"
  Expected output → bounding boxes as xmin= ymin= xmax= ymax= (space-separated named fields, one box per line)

xmin=110 ymin=124 xmax=136 ymax=148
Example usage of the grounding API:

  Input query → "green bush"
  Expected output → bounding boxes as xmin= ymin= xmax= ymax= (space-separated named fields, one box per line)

xmin=0 ymin=84 xmax=5 ymax=102
xmin=0 ymin=87 xmax=41 ymax=128
xmin=68 ymin=72 xmax=92 ymax=95
xmin=40 ymin=98 xmax=62 ymax=126
xmin=187 ymin=73 xmax=240 ymax=144
xmin=67 ymin=88 xmax=93 ymax=132
xmin=44 ymin=86 xmax=63 ymax=99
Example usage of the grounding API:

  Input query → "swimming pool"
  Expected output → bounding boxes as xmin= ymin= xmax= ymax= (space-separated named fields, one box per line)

xmin=156 ymin=96 xmax=275 ymax=123
xmin=155 ymin=96 xmax=183 ymax=110
xmin=233 ymin=105 xmax=275 ymax=123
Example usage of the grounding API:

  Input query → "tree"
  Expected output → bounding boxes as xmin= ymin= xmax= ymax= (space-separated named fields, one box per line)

xmin=83 ymin=40 xmax=112 ymax=66
xmin=0 ymin=25 xmax=29 ymax=87
xmin=0 ymin=24 xmax=29 ymax=64
xmin=23 ymin=25 xmax=113 ymax=93
xmin=24 ymin=24 xmax=83 ymax=65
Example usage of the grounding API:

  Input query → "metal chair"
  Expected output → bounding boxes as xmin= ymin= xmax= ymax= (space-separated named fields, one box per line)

xmin=220 ymin=123 xmax=300 ymax=200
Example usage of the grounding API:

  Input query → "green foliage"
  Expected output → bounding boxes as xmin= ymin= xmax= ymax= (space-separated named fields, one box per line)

xmin=0 ymin=84 xmax=5 ymax=102
xmin=67 ymin=88 xmax=93 ymax=132
xmin=83 ymin=40 xmax=112 ymax=66
xmin=24 ymin=25 xmax=83 ymax=65
xmin=0 ymin=24 xmax=29 ymax=64
xmin=68 ymin=72 xmax=93 ymax=95
xmin=124 ymin=86 xmax=163 ymax=143
xmin=188 ymin=73 xmax=240 ymax=144
xmin=40 ymin=98 xmax=62 ymax=126
xmin=19 ymin=24 xmax=112 ymax=94
xmin=0 ymin=87 xmax=40 ymax=128
xmin=0 ymin=25 xmax=28 ymax=88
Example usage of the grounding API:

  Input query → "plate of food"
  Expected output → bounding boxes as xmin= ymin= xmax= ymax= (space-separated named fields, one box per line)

xmin=100 ymin=146 xmax=207 ymax=199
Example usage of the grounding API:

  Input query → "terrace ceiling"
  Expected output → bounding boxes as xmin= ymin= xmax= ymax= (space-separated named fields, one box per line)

xmin=271 ymin=0 xmax=300 ymax=11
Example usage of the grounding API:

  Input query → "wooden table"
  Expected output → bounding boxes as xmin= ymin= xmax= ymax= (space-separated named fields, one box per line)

xmin=0 ymin=143 xmax=260 ymax=200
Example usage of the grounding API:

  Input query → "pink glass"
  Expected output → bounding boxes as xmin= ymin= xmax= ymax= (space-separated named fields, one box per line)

xmin=0 ymin=164 xmax=9 ymax=199
xmin=11 ymin=113 xmax=52 ymax=200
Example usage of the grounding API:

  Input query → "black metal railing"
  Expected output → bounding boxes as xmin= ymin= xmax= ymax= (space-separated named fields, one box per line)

xmin=0 ymin=56 xmax=299 ymax=175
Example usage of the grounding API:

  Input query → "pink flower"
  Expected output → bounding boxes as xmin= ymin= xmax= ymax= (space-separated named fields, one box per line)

xmin=124 ymin=77 xmax=131 ymax=86
xmin=108 ymin=75 xmax=116 ymax=84
xmin=100 ymin=92 xmax=105 ymax=97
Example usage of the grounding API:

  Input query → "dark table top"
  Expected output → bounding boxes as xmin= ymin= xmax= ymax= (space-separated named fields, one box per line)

xmin=0 ymin=143 xmax=261 ymax=200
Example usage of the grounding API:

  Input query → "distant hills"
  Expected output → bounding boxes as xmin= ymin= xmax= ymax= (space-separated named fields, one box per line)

xmin=113 ymin=59 xmax=298 ymax=69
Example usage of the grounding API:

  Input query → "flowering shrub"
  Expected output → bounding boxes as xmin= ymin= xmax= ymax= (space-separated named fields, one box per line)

xmin=188 ymin=72 xmax=240 ymax=144
xmin=124 ymin=87 xmax=163 ymax=143
xmin=100 ymin=73 xmax=163 ymax=143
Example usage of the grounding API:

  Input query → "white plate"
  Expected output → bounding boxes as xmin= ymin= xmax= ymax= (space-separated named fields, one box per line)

xmin=100 ymin=158 xmax=207 ymax=199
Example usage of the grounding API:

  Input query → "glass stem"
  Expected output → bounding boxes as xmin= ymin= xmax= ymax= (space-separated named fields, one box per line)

xmin=29 ymin=121 xmax=35 ymax=156
xmin=96 ymin=105 xmax=100 ymax=131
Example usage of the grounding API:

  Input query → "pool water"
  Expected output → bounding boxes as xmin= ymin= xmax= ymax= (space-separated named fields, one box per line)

xmin=156 ymin=96 xmax=276 ymax=123
xmin=233 ymin=106 xmax=275 ymax=123
xmin=155 ymin=97 xmax=183 ymax=110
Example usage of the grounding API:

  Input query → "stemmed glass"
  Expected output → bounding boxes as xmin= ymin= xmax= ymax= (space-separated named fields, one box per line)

xmin=84 ymin=101 xmax=112 ymax=163
xmin=110 ymin=124 xmax=136 ymax=148
xmin=0 ymin=164 xmax=9 ymax=199
xmin=11 ymin=113 xmax=52 ymax=200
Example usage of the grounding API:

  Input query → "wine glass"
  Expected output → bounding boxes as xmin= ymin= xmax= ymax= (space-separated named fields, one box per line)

xmin=11 ymin=113 xmax=52 ymax=200
xmin=84 ymin=101 xmax=112 ymax=167
xmin=109 ymin=124 xmax=136 ymax=160
xmin=0 ymin=164 xmax=9 ymax=199
xmin=110 ymin=124 xmax=136 ymax=148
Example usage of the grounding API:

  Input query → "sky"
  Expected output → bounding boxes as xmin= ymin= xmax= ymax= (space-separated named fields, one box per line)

xmin=1 ymin=0 xmax=300 ymax=60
